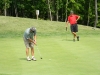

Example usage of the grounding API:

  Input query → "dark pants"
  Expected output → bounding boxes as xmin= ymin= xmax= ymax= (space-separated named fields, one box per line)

xmin=70 ymin=24 xmax=78 ymax=32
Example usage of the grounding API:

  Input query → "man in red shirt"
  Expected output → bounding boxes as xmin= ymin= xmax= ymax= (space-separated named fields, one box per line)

xmin=66 ymin=10 xmax=80 ymax=41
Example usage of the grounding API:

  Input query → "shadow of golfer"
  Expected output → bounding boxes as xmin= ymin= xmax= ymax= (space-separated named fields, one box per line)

xmin=19 ymin=58 xmax=26 ymax=60
xmin=62 ymin=39 xmax=72 ymax=41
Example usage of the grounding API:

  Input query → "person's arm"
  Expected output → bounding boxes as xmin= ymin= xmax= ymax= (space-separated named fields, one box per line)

xmin=76 ymin=15 xmax=80 ymax=21
xmin=25 ymin=33 xmax=36 ymax=45
xmin=28 ymin=38 xmax=36 ymax=45
xmin=33 ymin=35 xmax=36 ymax=45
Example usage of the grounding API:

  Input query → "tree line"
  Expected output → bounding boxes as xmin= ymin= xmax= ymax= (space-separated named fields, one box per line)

xmin=0 ymin=0 xmax=100 ymax=28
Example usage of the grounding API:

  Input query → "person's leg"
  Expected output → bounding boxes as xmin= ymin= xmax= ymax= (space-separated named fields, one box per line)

xmin=31 ymin=47 xmax=34 ymax=56
xmin=23 ymin=38 xmax=31 ymax=61
xmin=74 ymin=24 xmax=79 ymax=41
xmin=72 ymin=24 xmax=79 ymax=41
xmin=73 ymin=32 xmax=76 ymax=36
xmin=30 ymin=43 xmax=36 ymax=61
xmin=26 ymin=48 xmax=29 ymax=57
xmin=26 ymin=48 xmax=31 ymax=61
xmin=31 ymin=48 xmax=36 ymax=61
xmin=72 ymin=32 xmax=77 ymax=41
xmin=72 ymin=32 xmax=77 ymax=38
xmin=71 ymin=25 xmax=77 ymax=41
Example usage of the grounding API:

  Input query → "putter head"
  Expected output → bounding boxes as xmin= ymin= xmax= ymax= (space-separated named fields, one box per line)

xmin=66 ymin=27 xmax=67 ymax=31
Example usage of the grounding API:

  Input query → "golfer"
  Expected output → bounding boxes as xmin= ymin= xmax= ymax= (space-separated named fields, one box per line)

xmin=23 ymin=27 xmax=37 ymax=61
xmin=66 ymin=10 xmax=80 ymax=41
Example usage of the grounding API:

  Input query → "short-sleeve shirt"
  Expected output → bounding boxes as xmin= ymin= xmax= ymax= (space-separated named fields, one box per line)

xmin=23 ymin=28 xmax=36 ymax=40
xmin=68 ymin=14 xmax=79 ymax=25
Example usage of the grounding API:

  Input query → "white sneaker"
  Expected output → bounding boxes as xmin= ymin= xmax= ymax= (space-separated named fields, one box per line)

xmin=32 ymin=57 xmax=36 ymax=61
xmin=27 ymin=57 xmax=31 ymax=61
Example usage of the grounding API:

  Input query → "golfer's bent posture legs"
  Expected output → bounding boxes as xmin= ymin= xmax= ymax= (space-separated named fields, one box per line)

xmin=23 ymin=27 xmax=37 ymax=61
xmin=24 ymin=39 xmax=36 ymax=61
xmin=26 ymin=48 xmax=36 ymax=61
xmin=31 ymin=48 xmax=34 ymax=56
xmin=31 ymin=47 xmax=35 ymax=58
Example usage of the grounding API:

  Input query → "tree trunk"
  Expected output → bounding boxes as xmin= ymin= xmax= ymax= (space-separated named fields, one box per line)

xmin=15 ymin=8 xmax=18 ymax=17
xmin=65 ymin=0 xmax=68 ymax=22
xmin=4 ymin=1 xmax=7 ymax=16
xmin=14 ymin=0 xmax=18 ymax=17
xmin=48 ymin=0 xmax=52 ymax=21
xmin=56 ymin=10 xmax=58 ymax=21
xmin=94 ymin=0 xmax=98 ymax=28
xmin=56 ymin=0 xmax=59 ymax=21
xmin=87 ymin=0 xmax=90 ymax=26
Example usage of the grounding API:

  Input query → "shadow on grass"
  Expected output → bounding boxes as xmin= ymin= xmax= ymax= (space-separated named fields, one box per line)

xmin=62 ymin=39 xmax=73 ymax=41
xmin=19 ymin=58 xmax=26 ymax=60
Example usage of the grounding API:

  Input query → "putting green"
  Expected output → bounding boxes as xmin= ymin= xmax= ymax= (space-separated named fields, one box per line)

xmin=0 ymin=36 xmax=100 ymax=75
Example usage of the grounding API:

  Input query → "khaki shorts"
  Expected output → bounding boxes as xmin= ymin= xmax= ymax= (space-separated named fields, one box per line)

xmin=23 ymin=37 xmax=34 ymax=48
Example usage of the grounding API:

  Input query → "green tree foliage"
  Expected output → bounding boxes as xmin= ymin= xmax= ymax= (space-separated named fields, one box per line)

xmin=97 ymin=0 xmax=100 ymax=27
xmin=0 ymin=0 xmax=99 ymax=27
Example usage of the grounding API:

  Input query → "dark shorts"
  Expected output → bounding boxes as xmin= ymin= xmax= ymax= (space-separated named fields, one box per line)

xmin=70 ymin=24 xmax=78 ymax=32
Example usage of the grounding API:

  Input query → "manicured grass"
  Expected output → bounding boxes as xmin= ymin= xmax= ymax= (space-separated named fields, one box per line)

xmin=0 ymin=16 xmax=100 ymax=75
xmin=0 ymin=36 xmax=100 ymax=75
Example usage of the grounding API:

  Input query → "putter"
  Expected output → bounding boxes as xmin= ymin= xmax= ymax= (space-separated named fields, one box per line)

xmin=66 ymin=27 xmax=67 ymax=31
xmin=36 ymin=45 xmax=43 ymax=59
xmin=33 ymin=42 xmax=42 ymax=59
xmin=66 ymin=27 xmax=67 ymax=40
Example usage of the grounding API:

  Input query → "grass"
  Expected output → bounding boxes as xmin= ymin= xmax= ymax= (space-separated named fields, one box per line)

xmin=0 ymin=16 xmax=100 ymax=75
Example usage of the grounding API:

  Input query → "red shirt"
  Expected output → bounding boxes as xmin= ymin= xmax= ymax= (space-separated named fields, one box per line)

xmin=68 ymin=14 xmax=79 ymax=25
